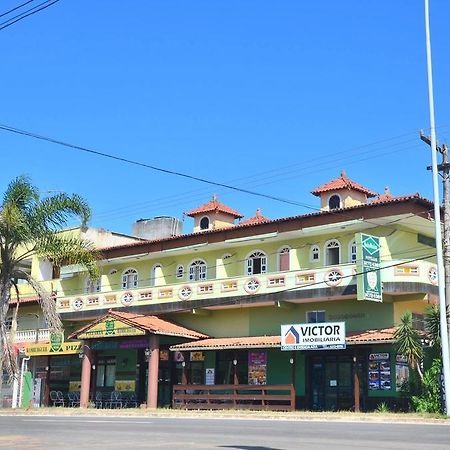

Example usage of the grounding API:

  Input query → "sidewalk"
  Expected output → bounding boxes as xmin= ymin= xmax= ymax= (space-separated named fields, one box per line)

xmin=0 ymin=407 xmax=447 ymax=424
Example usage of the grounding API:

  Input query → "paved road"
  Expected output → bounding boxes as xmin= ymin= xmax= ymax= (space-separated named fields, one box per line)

xmin=0 ymin=415 xmax=449 ymax=450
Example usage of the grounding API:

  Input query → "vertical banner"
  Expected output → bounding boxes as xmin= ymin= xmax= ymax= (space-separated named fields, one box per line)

xmin=356 ymin=233 xmax=382 ymax=302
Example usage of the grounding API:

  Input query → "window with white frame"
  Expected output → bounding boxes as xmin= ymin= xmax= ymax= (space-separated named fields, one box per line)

xmin=306 ymin=310 xmax=326 ymax=323
xmin=310 ymin=245 xmax=320 ymax=263
xmin=199 ymin=216 xmax=210 ymax=230
xmin=246 ymin=251 xmax=267 ymax=275
xmin=278 ymin=247 xmax=290 ymax=272
xmin=176 ymin=264 xmax=184 ymax=279
xmin=325 ymin=239 xmax=341 ymax=266
xmin=122 ymin=268 xmax=138 ymax=289
xmin=189 ymin=260 xmax=207 ymax=281
xmin=349 ymin=240 xmax=357 ymax=264
xmin=328 ymin=195 xmax=341 ymax=210
xmin=150 ymin=264 xmax=161 ymax=287
xmin=85 ymin=277 xmax=101 ymax=294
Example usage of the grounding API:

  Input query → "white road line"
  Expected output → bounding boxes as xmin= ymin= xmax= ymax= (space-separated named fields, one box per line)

xmin=22 ymin=419 xmax=152 ymax=424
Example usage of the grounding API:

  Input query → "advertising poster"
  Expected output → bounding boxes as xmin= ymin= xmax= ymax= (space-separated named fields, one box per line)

xmin=368 ymin=353 xmax=391 ymax=390
xmin=396 ymin=355 xmax=409 ymax=391
xmin=248 ymin=351 xmax=267 ymax=385
xmin=205 ymin=368 xmax=215 ymax=385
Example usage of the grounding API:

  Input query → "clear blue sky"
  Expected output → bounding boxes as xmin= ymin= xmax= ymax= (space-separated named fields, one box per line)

xmin=1 ymin=0 xmax=449 ymax=234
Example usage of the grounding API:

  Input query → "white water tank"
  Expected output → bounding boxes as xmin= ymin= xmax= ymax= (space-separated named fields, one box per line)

xmin=132 ymin=216 xmax=183 ymax=240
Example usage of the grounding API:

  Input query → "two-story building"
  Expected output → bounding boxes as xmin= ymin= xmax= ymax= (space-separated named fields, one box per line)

xmin=11 ymin=172 xmax=438 ymax=411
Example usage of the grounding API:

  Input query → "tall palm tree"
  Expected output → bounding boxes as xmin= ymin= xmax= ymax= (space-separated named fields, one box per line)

xmin=0 ymin=176 xmax=98 ymax=377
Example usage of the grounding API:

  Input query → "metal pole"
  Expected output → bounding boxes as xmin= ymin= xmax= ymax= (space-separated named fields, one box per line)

xmin=424 ymin=0 xmax=450 ymax=416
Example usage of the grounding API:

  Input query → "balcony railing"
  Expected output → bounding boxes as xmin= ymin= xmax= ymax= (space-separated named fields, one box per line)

xmin=55 ymin=259 xmax=438 ymax=315
xmin=9 ymin=329 xmax=50 ymax=343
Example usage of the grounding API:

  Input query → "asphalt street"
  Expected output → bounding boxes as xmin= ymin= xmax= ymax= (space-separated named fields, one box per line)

xmin=0 ymin=415 xmax=449 ymax=450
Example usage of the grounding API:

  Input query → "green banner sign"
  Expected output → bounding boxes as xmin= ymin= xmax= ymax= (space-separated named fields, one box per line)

xmin=356 ymin=233 xmax=382 ymax=302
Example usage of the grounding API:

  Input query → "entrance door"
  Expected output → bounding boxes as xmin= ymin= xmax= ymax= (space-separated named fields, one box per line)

xmin=309 ymin=354 xmax=353 ymax=411
xmin=158 ymin=363 xmax=171 ymax=407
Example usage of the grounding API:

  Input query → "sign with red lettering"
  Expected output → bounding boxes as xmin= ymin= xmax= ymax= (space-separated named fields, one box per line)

xmin=280 ymin=322 xmax=346 ymax=351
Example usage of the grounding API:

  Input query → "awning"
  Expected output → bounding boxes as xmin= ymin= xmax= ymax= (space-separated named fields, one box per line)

xmin=169 ymin=327 xmax=397 ymax=351
xmin=69 ymin=310 xmax=208 ymax=341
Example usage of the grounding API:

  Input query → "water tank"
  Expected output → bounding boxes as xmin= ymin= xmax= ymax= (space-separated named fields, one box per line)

xmin=132 ymin=216 xmax=183 ymax=240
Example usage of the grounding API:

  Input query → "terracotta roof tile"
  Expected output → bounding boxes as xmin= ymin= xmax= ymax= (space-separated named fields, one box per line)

xmin=170 ymin=336 xmax=281 ymax=351
xmin=371 ymin=187 xmax=420 ymax=205
xmin=70 ymin=310 xmax=208 ymax=340
xmin=311 ymin=170 xmax=377 ymax=198
xmin=169 ymin=327 xmax=398 ymax=351
xmin=9 ymin=296 xmax=39 ymax=305
xmin=184 ymin=195 xmax=243 ymax=218
xmin=239 ymin=208 xmax=270 ymax=226
xmin=100 ymin=194 xmax=433 ymax=253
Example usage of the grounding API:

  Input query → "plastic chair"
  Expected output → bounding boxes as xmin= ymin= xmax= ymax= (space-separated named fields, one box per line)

xmin=56 ymin=391 xmax=66 ymax=407
xmin=95 ymin=392 xmax=103 ymax=409
xmin=67 ymin=392 xmax=79 ymax=407
xmin=109 ymin=391 xmax=122 ymax=408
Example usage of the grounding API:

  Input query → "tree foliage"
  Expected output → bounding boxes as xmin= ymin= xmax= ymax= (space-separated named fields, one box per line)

xmin=0 ymin=175 xmax=98 ymax=378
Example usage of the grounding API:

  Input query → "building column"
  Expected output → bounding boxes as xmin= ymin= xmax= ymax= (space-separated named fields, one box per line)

xmin=79 ymin=343 xmax=92 ymax=408
xmin=353 ymin=354 xmax=360 ymax=412
xmin=146 ymin=334 xmax=160 ymax=409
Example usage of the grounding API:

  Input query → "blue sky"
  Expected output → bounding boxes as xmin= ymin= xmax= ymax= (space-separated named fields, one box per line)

xmin=1 ymin=1 xmax=449 ymax=234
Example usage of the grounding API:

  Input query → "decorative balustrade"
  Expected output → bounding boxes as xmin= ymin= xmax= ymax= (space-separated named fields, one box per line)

xmin=10 ymin=329 xmax=50 ymax=343
xmin=55 ymin=260 xmax=437 ymax=315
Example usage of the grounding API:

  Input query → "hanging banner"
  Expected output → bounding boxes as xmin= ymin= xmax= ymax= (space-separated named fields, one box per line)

xmin=356 ymin=233 xmax=382 ymax=302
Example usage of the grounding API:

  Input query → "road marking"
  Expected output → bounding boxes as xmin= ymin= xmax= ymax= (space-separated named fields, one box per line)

xmin=23 ymin=419 xmax=152 ymax=424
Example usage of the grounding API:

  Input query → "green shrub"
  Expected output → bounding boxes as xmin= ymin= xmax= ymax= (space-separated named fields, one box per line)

xmin=411 ymin=359 xmax=442 ymax=414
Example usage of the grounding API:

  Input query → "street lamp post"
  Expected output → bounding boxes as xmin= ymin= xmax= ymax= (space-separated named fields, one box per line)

xmin=424 ymin=0 xmax=450 ymax=416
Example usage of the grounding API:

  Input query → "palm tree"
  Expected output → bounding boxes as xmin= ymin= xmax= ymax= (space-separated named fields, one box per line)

xmin=0 ymin=175 xmax=98 ymax=377
xmin=394 ymin=311 xmax=424 ymax=381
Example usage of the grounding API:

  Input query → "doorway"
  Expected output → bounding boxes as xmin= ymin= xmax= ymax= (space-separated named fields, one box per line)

xmin=309 ymin=354 xmax=353 ymax=411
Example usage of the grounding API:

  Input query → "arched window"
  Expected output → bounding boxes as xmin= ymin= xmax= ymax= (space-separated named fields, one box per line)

xmin=189 ymin=260 xmax=207 ymax=281
xmin=176 ymin=264 xmax=184 ymax=279
xmin=246 ymin=251 xmax=267 ymax=275
xmin=310 ymin=245 xmax=320 ymax=263
xmin=85 ymin=277 xmax=101 ymax=294
xmin=150 ymin=264 xmax=161 ymax=287
xmin=278 ymin=247 xmax=290 ymax=271
xmin=349 ymin=240 xmax=357 ymax=264
xmin=328 ymin=195 xmax=341 ymax=210
xmin=122 ymin=268 xmax=138 ymax=289
xmin=199 ymin=216 xmax=210 ymax=230
xmin=325 ymin=239 xmax=341 ymax=266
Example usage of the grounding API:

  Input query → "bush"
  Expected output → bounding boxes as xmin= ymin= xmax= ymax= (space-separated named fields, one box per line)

xmin=411 ymin=359 xmax=442 ymax=414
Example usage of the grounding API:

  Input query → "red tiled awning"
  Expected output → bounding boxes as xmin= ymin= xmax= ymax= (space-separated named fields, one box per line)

xmin=169 ymin=328 xmax=397 ymax=351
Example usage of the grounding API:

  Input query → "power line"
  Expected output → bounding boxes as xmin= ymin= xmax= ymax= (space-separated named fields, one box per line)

xmin=0 ymin=0 xmax=60 ymax=31
xmin=0 ymin=0 xmax=35 ymax=18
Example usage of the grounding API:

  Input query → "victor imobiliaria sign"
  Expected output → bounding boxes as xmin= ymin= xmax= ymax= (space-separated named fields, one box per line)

xmin=356 ymin=233 xmax=383 ymax=302
xmin=280 ymin=322 xmax=346 ymax=351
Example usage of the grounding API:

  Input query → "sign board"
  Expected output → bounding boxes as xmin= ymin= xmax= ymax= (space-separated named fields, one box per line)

xmin=25 ymin=341 xmax=82 ymax=356
xmin=356 ymin=233 xmax=382 ymax=302
xmin=248 ymin=351 xmax=267 ymax=385
xmin=77 ymin=318 xmax=145 ymax=339
xmin=281 ymin=322 xmax=346 ymax=351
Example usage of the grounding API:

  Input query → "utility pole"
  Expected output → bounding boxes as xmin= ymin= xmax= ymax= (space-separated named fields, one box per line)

xmin=420 ymin=133 xmax=450 ymax=318
xmin=424 ymin=0 xmax=450 ymax=415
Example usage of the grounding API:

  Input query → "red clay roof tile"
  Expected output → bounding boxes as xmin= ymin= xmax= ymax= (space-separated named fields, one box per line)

xmin=311 ymin=170 xmax=377 ymax=197
xmin=184 ymin=195 xmax=243 ymax=218
xmin=239 ymin=208 xmax=270 ymax=226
